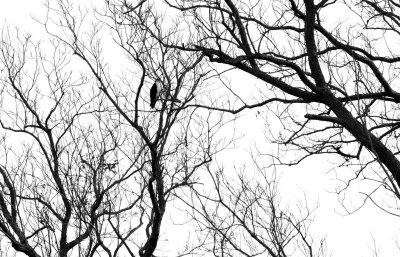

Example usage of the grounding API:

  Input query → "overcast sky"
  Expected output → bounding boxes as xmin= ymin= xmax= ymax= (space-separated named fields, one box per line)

xmin=1 ymin=1 xmax=400 ymax=256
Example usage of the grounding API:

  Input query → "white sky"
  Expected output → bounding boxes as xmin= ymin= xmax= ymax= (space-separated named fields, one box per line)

xmin=1 ymin=1 xmax=400 ymax=257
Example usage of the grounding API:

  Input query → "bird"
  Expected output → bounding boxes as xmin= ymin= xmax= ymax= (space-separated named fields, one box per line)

xmin=150 ymin=81 xmax=160 ymax=109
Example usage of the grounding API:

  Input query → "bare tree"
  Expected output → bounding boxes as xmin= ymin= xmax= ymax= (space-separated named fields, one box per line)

xmin=150 ymin=0 xmax=400 ymax=213
xmin=177 ymin=158 xmax=327 ymax=257
xmin=0 ymin=0 xmax=232 ymax=256
xmin=0 ymin=0 xmax=361 ymax=256
xmin=0 ymin=29 xmax=90 ymax=256
xmin=88 ymin=1 xmax=328 ymax=256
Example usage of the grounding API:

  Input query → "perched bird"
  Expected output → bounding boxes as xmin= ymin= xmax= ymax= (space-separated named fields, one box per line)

xmin=150 ymin=82 xmax=160 ymax=109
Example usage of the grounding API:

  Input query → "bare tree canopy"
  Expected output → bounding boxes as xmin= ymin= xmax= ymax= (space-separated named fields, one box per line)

xmin=0 ymin=0 xmax=400 ymax=256
xmin=154 ymin=0 xmax=400 ymax=201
